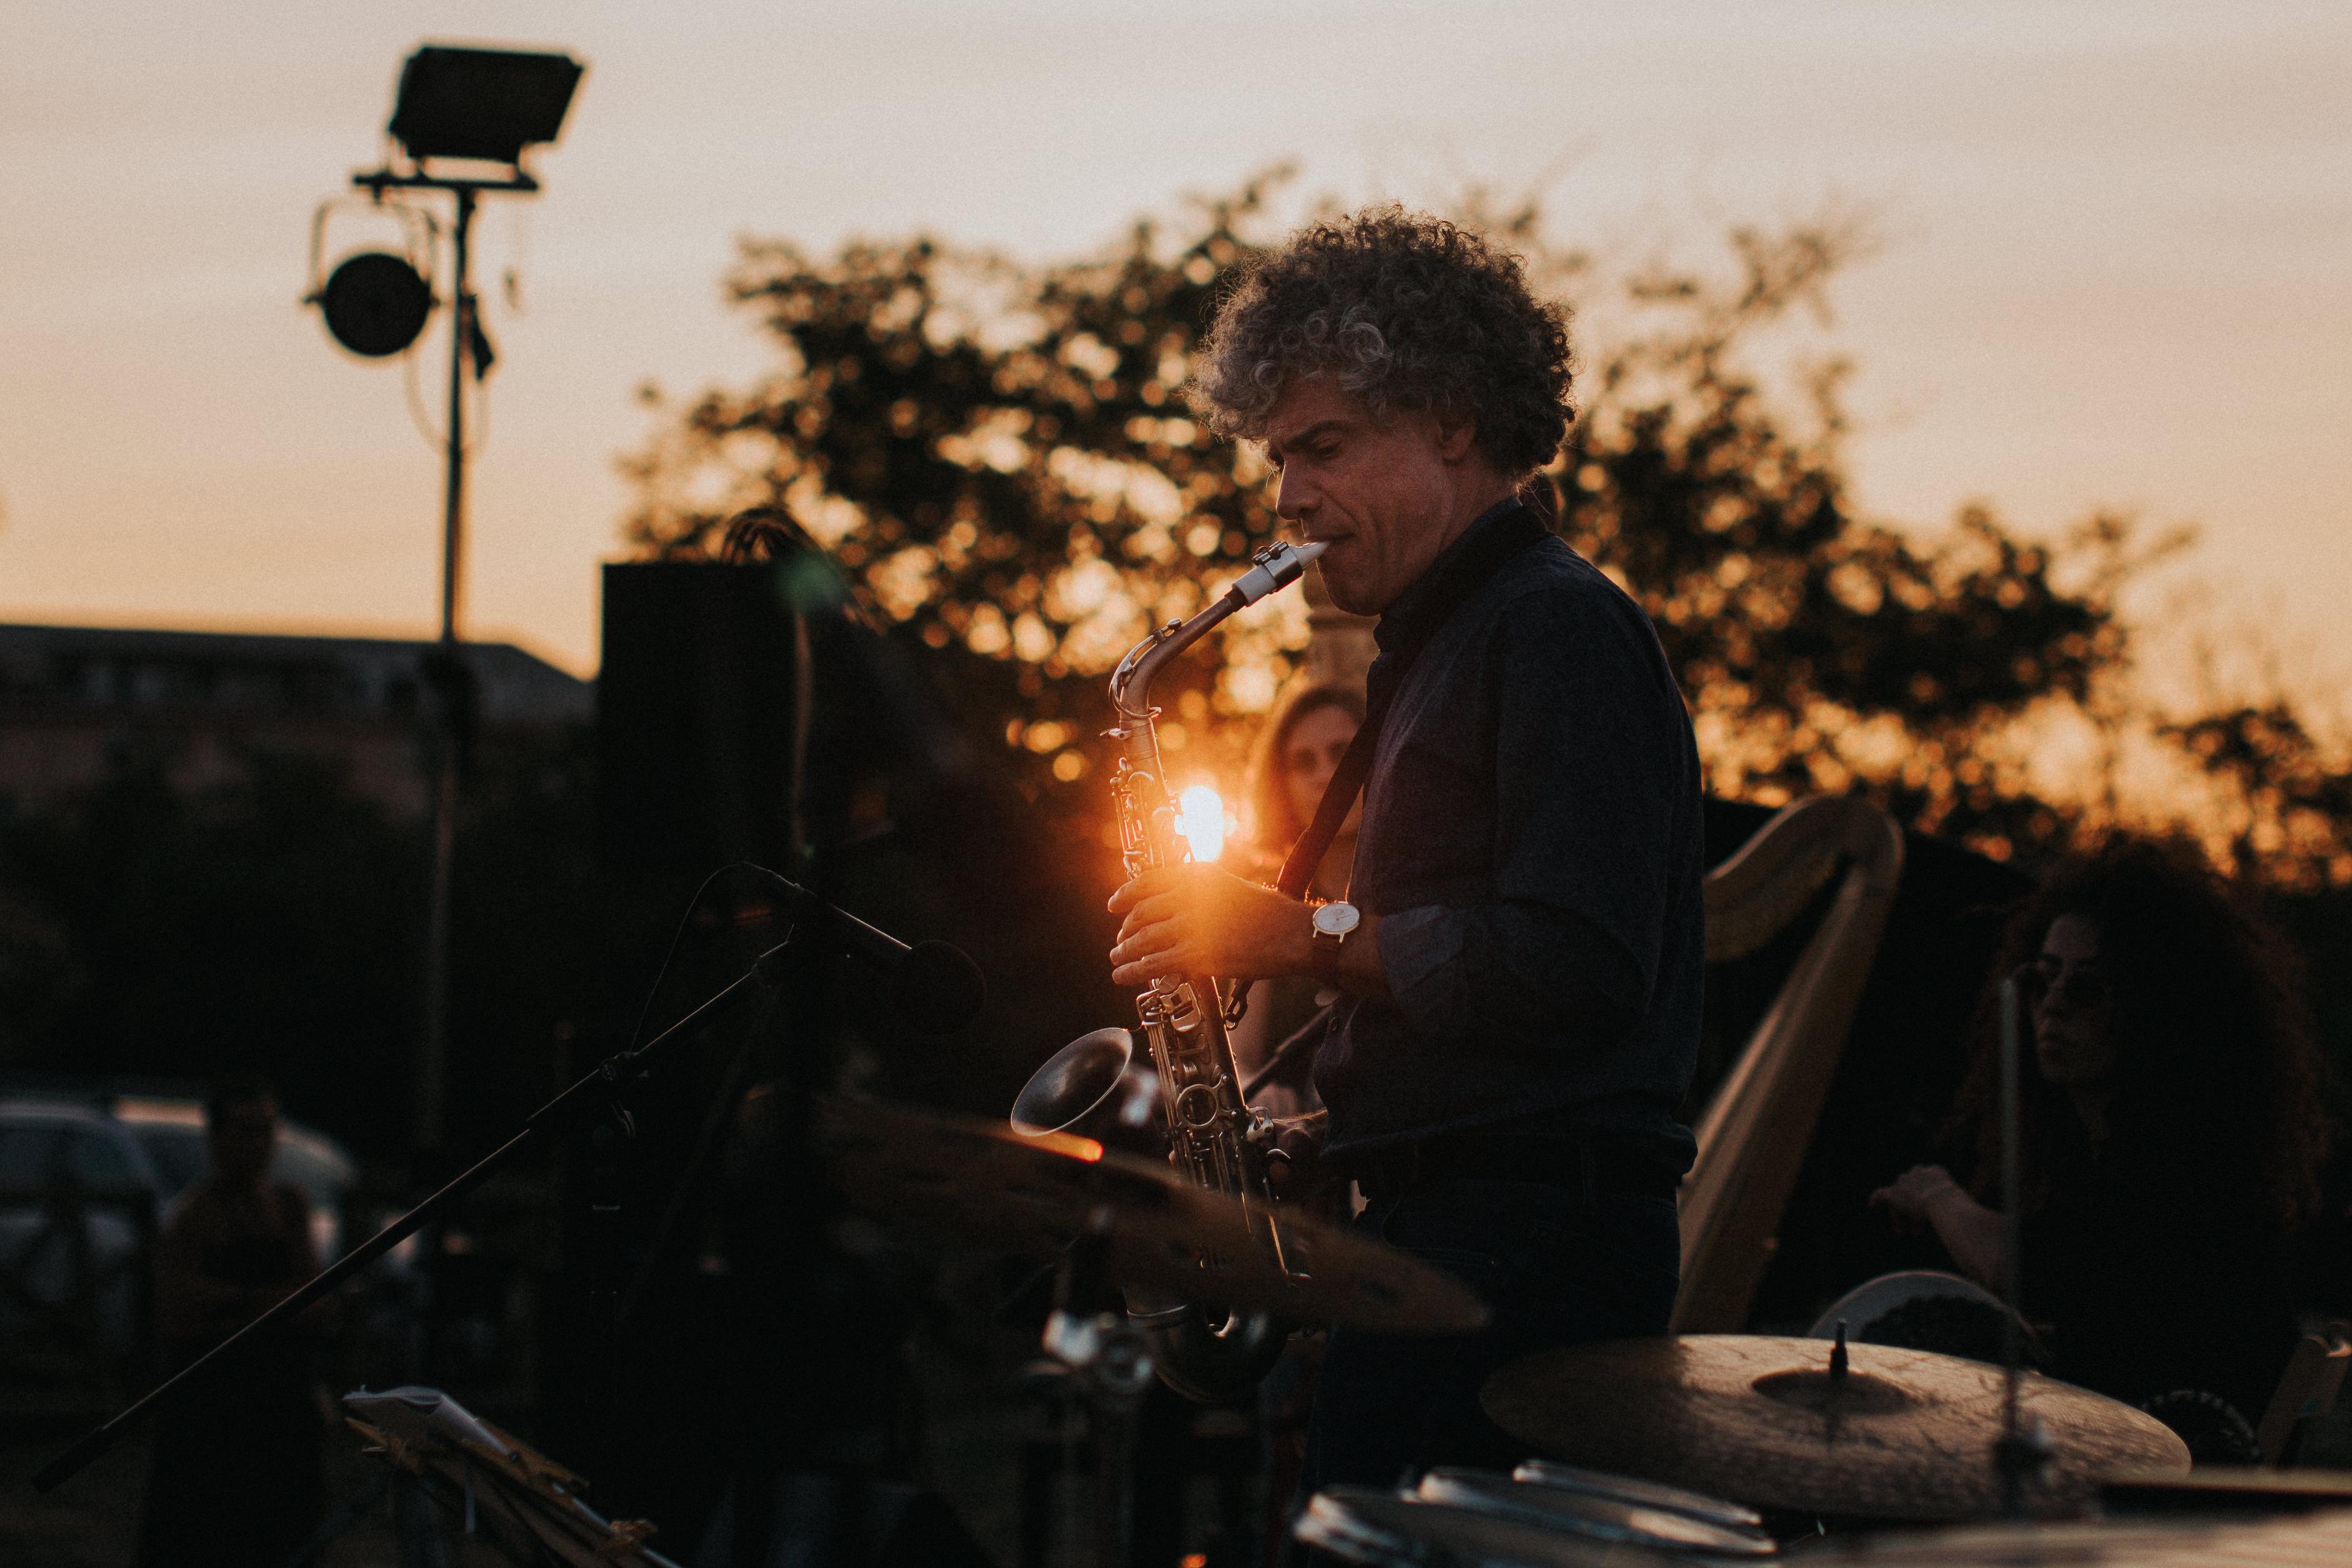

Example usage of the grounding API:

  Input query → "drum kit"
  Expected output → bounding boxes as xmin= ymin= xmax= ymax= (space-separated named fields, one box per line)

xmin=806 ymin=1096 xmax=2351 ymax=1568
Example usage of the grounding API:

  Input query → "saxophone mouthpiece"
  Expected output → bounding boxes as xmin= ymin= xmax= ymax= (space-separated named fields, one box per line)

xmin=1228 ymin=539 xmax=1328 ymax=606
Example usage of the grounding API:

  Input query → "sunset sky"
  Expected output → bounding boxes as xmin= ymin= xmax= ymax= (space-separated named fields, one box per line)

xmin=3 ymin=1 xmax=2346 ymax=691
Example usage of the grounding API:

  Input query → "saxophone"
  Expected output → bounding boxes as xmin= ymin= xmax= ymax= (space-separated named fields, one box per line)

xmin=1011 ymin=539 xmax=1325 ymax=1402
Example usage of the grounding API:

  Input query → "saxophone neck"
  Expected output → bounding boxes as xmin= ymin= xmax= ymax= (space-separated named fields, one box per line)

xmin=1110 ymin=539 xmax=1327 ymax=721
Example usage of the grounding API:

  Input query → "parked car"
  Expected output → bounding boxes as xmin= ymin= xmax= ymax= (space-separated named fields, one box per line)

xmin=0 ymin=1089 xmax=365 ymax=1376
xmin=0 ymin=1099 xmax=165 ymax=1367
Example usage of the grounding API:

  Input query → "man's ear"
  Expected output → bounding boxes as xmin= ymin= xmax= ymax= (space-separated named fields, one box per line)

xmin=1433 ymin=414 xmax=1479 ymax=464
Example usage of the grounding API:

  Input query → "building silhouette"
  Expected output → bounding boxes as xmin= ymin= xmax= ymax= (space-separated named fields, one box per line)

xmin=0 ymin=624 xmax=590 ymax=817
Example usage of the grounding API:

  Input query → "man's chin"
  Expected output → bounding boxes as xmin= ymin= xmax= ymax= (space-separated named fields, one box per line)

xmin=1319 ymin=568 xmax=1382 ymax=617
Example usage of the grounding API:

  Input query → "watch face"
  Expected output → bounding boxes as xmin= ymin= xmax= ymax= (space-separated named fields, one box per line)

xmin=1312 ymin=901 xmax=1361 ymax=938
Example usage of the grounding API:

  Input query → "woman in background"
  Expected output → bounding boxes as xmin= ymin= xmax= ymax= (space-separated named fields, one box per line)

xmin=1226 ymin=677 xmax=1364 ymax=1117
xmin=1873 ymin=837 xmax=2332 ymax=1431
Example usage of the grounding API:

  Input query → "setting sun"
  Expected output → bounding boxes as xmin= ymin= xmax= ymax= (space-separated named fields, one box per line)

xmin=1175 ymin=784 xmax=1227 ymax=864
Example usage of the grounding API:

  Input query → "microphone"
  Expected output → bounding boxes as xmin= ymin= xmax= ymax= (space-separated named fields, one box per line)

xmin=747 ymin=868 xmax=987 ymax=1034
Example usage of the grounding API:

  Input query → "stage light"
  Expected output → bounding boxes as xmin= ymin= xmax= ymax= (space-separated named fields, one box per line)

xmin=388 ymin=46 xmax=583 ymax=167
xmin=318 ymin=251 xmax=433 ymax=357
xmin=302 ymin=39 xmax=586 ymax=1152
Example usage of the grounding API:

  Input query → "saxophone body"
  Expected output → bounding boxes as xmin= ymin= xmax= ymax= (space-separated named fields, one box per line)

xmin=1011 ymin=540 xmax=1324 ymax=1402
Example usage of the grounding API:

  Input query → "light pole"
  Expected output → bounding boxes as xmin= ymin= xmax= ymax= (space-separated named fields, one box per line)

xmin=311 ymin=44 xmax=583 ymax=1154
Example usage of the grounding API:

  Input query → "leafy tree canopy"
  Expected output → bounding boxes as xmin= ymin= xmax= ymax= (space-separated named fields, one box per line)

xmin=622 ymin=173 xmax=2342 ymax=882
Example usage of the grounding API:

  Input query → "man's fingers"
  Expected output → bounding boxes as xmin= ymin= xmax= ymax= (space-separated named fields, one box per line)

xmin=1113 ymin=889 xmax=1184 ymax=941
xmin=1111 ymin=956 xmax=1181 ymax=986
xmin=1110 ymin=937 xmax=1188 ymax=986
xmin=1109 ymin=917 xmax=1178 ymax=967
xmin=1106 ymin=867 xmax=1183 ymax=915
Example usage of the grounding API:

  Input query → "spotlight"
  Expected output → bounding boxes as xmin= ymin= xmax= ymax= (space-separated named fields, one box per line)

xmin=301 ymin=41 xmax=586 ymax=1154
xmin=388 ymin=46 xmax=583 ymax=167
xmin=319 ymin=251 xmax=434 ymax=357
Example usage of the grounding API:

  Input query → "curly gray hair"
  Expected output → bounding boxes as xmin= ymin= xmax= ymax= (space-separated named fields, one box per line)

xmin=1191 ymin=206 xmax=1574 ymax=479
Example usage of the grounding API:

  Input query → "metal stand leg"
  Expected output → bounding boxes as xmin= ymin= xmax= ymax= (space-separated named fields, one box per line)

xmin=1994 ymin=971 xmax=2053 ymax=1517
xmin=1043 ymin=1219 xmax=1154 ymax=1568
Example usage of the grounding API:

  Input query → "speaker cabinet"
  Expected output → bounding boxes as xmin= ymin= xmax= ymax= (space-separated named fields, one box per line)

xmin=597 ymin=562 xmax=808 ymax=879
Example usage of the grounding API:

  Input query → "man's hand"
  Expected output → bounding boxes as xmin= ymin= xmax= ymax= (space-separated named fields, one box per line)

xmin=1108 ymin=862 xmax=1313 ymax=986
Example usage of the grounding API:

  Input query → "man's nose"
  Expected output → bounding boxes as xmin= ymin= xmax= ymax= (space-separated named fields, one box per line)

xmin=1275 ymin=466 xmax=1313 ymax=520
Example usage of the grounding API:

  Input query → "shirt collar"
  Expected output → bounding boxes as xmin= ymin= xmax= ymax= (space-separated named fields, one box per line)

xmin=1373 ymin=496 xmax=1530 ymax=653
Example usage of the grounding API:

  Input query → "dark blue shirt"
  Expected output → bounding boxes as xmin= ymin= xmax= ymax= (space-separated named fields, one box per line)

xmin=1313 ymin=507 xmax=1706 ymax=1170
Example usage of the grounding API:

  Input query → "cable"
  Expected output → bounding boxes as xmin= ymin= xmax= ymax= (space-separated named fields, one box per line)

xmin=396 ymin=304 xmax=494 ymax=459
xmin=401 ymin=339 xmax=446 ymax=452
xmin=622 ymin=862 xmax=771 ymax=1054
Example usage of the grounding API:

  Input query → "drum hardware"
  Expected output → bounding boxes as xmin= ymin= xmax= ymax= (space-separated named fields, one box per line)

xmin=1805 ymin=1271 xmax=2048 ymax=1371
xmin=1753 ymin=1509 xmax=2352 ymax=1566
xmin=1036 ymin=1216 xmax=1158 ymax=1568
xmin=1296 ymin=1486 xmax=1674 ymax=1567
xmin=1993 ymin=967 xmax=2054 ymax=1517
xmin=2098 ymin=1464 xmax=2352 ymax=1516
xmin=1481 ymin=1335 xmax=2189 ymax=1522
xmin=826 ymin=1095 xmax=1483 ymax=1566
xmin=1299 ymin=1467 xmax=2352 ymax=1567
xmin=1510 ymin=1460 xmax=1765 ymax=1534
xmin=1411 ymin=1468 xmax=1776 ymax=1557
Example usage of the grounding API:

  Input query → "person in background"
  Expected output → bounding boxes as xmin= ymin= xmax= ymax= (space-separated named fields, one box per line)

xmin=1873 ymin=838 xmax=2333 ymax=1437
xmin=136 ymin=1076 xmax=326 ymax=1568
xmin=1228 ymin=678 xmax=1366 ymax=1118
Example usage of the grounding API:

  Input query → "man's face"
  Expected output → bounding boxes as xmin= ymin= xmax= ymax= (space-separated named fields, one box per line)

xmin=1261 ymin=377 xmax=1479 ymax=616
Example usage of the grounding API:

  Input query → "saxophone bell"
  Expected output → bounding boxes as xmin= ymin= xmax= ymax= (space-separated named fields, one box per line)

xmin=1011 ymin=1027 xmax=1160 ymax=1156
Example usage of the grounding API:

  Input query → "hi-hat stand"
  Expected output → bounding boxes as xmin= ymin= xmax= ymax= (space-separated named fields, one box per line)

xmin=1993 ymin=968 xmax=2054 ymax=1516
xmin=1041 ymin=1216 xmax=1158 ymax=1568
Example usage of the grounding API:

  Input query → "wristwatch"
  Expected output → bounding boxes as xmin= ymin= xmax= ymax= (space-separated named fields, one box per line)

xmin=1308 ymin=900 xmax=1360 ymax=985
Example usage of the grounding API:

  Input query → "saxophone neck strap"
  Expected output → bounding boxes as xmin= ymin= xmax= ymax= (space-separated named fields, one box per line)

xmin=1274 ymin=499 xmax=1551 ymax=901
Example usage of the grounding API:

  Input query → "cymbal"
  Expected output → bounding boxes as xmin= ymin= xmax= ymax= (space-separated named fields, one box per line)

xmin=818 ymin=1097 xmax=1488 ymax=1336
xmin=1482 ymin=1335 xmax=2189 ymax=1521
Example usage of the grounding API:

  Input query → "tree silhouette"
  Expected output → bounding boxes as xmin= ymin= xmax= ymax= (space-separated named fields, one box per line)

xmin=621 ymin=175 xmax=2329 ymax=877
xmin=1548 ymin=222 xmax=2159 ymax=856
xmin=623 ymin=173 xmax=1302 ymax=836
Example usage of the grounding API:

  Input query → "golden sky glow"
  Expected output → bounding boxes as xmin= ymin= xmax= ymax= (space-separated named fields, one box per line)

xmin=2 ymin=1 xmax=2347 ymax=682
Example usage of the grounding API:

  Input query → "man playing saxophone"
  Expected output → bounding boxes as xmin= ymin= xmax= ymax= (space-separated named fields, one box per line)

xmin=1107 ymin=207 xmax=1706 ymax=1492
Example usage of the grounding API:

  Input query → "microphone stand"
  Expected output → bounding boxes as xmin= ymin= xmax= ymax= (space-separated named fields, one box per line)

xmin=33 ymin=939 xmax=799 ymax=1494
xmin=1993 ymin=968 xmax=2053 ymax=1518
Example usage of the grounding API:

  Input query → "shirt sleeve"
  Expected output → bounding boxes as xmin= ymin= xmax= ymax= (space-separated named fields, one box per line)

xmin=1377 ymin=586 xmax=1679 ymax=1054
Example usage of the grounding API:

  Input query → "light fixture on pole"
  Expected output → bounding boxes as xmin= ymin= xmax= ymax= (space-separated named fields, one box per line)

xmin=308 ymin=43 xmax=584 ymax=1155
